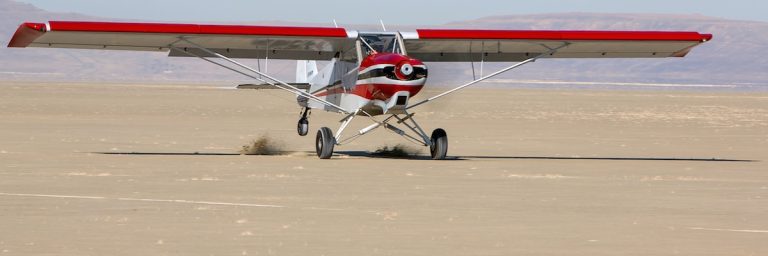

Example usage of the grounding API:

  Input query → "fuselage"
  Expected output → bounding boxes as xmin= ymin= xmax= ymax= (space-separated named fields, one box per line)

xmin=310 ymin=53 xmax=428 ymax=115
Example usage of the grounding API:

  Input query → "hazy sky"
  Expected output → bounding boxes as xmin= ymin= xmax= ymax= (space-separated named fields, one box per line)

xmin=16 ymin=0 xmax=765 ymax=25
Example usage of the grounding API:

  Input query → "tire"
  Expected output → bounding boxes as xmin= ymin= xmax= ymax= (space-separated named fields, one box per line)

xmin=315 ymin=127 xmax=336 ymax=159
xmin=430 ymin=128 xmax=448 ymax=160
xmin=297 ymin=118 xmax=309 ymax=136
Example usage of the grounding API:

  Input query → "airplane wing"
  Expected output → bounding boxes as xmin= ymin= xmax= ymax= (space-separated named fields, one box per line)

xmin=401 ymin=29 xmax=712 ymax=62
xmin=9 ymin=22 xmax=711 ymax=62
xmin=7 ymin=21 xmax=358 ymax=60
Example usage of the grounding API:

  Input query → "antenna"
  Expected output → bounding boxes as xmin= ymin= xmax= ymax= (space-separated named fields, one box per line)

xmin=379 ymin=19 xmax=387 ymax=31
xmin=332 ymin=19 xmax=339 ymax=28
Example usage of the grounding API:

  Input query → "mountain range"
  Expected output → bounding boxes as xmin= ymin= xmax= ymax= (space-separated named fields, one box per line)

xmin=1 ymin=0 xmax=766 ymax=87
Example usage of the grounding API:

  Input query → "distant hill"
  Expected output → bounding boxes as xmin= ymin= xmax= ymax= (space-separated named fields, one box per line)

xmin=1 ymin=0 xmax=766 ymax=87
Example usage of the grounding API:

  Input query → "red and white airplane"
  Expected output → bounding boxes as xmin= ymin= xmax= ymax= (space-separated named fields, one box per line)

xmin=8 ymin=21 xmax=712 ymax=159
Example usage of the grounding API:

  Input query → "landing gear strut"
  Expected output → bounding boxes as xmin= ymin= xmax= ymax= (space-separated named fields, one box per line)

xmin=297 ymin=108 xmax=310 ymax=136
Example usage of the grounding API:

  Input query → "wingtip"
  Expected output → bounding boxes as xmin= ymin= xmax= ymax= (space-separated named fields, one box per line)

xmin=7 ymin=22 xmax=47 ymax=48
xmin=701 ymin=33 xmax=713 ymax=42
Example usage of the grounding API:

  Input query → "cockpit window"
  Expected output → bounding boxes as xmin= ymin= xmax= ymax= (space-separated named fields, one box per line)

xmin=360 ymin=33 xmax=401 ymax=55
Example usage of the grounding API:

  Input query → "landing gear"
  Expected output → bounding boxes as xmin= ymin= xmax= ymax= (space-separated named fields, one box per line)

xmin=311 ymin=110 xmax=447 ymax=160
xmin=430 ymin=128 xmax=448 ymax=160
xmin=297 ymin=108 xmax=310 ymax=136
xmin=297 ymin=118 xmax=309 ymax=136
xmin=315 ymin=127 xmax=336 ymax=159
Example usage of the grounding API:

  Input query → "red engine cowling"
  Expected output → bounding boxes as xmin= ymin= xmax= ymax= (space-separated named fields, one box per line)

xmin=357 ymin=53 xmax=428 ymax=100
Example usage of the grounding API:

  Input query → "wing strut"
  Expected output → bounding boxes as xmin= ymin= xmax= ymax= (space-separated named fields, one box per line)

xmin=407 ymin=43 xmax=569 ymax=110
xmin=171 ymin=38 xmax=352 ymax=114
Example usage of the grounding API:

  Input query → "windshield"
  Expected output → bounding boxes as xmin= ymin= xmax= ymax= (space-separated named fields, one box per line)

xmin=360 ymin=33 xmax=401 ymax=55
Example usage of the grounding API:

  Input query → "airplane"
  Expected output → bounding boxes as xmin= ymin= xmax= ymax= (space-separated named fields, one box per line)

xmin=7 ymin=21 xmax=712 ymax=159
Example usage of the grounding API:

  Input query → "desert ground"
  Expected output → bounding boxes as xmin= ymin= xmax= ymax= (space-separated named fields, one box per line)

xmin=0 ymin=82 xmax=766 ymax=255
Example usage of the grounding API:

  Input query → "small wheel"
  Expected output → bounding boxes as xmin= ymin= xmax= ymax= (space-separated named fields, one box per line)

xmin=430 ymin=128 xmax=448 ymax=160
xmin=297 ymin=118 xmax=309 ymax=136
xmin=315 ymin=127 xmax=336 ymax=159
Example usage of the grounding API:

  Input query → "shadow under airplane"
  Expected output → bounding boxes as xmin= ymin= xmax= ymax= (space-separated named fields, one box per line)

xmin=94 ymin=151 xmax=756 ymax=162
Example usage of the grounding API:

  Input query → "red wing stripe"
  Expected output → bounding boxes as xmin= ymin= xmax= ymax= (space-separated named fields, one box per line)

xmin=46 ymin=21 xmax=349 ymax=37
xmin=416 ymin=29 xmax=712 ymax=42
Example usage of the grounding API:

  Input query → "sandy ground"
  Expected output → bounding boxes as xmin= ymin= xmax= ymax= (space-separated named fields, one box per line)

xmin=0 ymin=82 xmax=766 ymax=255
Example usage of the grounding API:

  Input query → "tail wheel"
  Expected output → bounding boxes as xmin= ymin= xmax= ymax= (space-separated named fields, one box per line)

xmin=430 ymin=128 xmax=448 ymax=160
xmin=315 ymin=127 xmax=336 ymax=159
xmin=297 ymin=118 xmax=309 ymax=136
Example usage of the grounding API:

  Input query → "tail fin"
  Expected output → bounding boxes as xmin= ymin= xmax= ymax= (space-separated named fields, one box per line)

xmin=296 ymin=60 xmax=318 ymax=84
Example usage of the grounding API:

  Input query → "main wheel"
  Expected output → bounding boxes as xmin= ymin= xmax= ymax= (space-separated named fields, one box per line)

xmin=430 ymin=128 xmax=448 ymax=160
xmin=315 ymin=127 xmax=336 ymax=159
xmin=297 ymin=117 xmax=309 ymax=136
